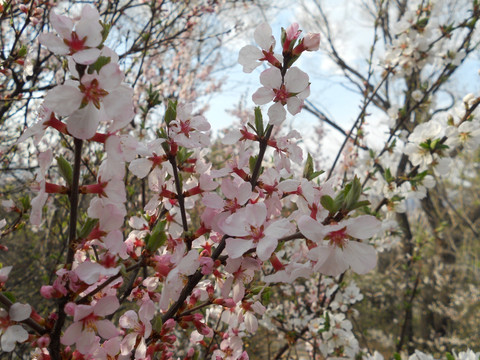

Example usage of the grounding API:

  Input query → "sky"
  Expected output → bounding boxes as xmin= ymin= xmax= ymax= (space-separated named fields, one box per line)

xmin=202 ymin=0 xmax=480 ymax=169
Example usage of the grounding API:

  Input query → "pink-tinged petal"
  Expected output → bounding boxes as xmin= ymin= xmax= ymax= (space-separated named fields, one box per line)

xmin=286 ymin=97 xmax=304 ymax=116
xmin=315 ymin=246 xmax=349 ymax=276
xmin=267 ymin=103 xmax=286 ymax=125
xmin=39 ymin=33 xmax=69 ymax=55
xmin=225 ymin=238 xmax=254 ymax=259
xmin=220 ymin=178 xmax=236 ymax=199
xmin=252 ymin=87 xmax=274 ymax=105
xmin=75 ymin=329 xmax=96 ymax=354
xmin=265 ymin=219 xmax=291 ymax=238
xmin=238 ymin=45 xmax=263 ymax=73
xmin=178 ymin=250 xmax=200 ymax=276
xmin=297 ymin=215 xmax=328 ymax=243
xmin=343 ymin=241 xmax=377 ymax=274
xmin=135 ymin=337 xmax=147 ymax=359
xmin=307 ymin=245 xmax=331 ymax=266
xmin=104 ymin=86 xmax=135 ymax=132
xmin=44 ymin=85 xmax=82 ymax=117
xmin=74 ymin=304 xmax=94 ymax=322
xmin=120 ymin=332 xmax=137 ymax=355
xmin=96 ymin=319 xmax=120 ymax=339
xmin=61 ymin=322 xmax=83 ymax=346
xmin=202 ymin=192 xmax=224 ymax=209
xmin=9 ymin=303 xmax=31 ymax=321
xmin=297 ymin=86 xmax=311 ymax=100
xmin=72 ymin=48 xmax=101 ymax=65
xmin=236 ymin=181 xmax=252 ymax=205
xmin=244 ymin=312 xmax=258 ymax=333
xmin=74 ymin=261 xmax=104 ymax=285
xmin=30 ymin=191 xmax=48 ymax=226
xmin=94 ymin=296 xmax=120 ymax=316
xmin=76 ymin=6 xmax=102 ymax=47
xmin=119 ymin=310 xmax=138 ymax=329
xmin=220 ymin=212 xmax=249 ymax=237
xmin=345 ymin=215 xmax=381 ymax=239
xmin=256 ymin=236 xmax=277 ymax=261
xmin=254 ymin=23 xmax=275 ymax=50
xmin=139 ymin=300 xmax=155 ymax=322
xmin=50 ymin=11 xmax=74 ymax=39
xmin=245 ymin=203 xmax=267 ymax=228
xmin=2 ymin=325 xmax=28 ymax=351
xmin=129 ymin=158 xmax=153 ymax=179
xmin=259 ymin=67 xmax=282 ymax=89
xmin=66 ymin=103 xmax=101 ymax=140
xmin=99 ymin=63 xmax=124 ymax=90
xmin=284 ymin=67 xmax=309 ymax=93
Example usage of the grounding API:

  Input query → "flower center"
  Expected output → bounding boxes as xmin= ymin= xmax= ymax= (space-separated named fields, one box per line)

xmin=273 ymin=85 xmax=289 ymax=105
xmin=80 ymin=79 xmax=109 ymax=109
xmin=65 ymin=31 xmax=86 ymax=53
xmin=328 ymin=227 xmax=348 ymax=248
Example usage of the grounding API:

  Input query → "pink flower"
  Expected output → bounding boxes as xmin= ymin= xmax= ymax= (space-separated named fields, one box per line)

xmin=238 ymin=23 xmax=281 ymax=73
xmin=44 ymin=62 xmax=134 ymax=140
xmin=39 ymin=5 xmax=103 ymax=64
xmin=298 ymin=215 xmax=380 ymax=276
xmin=252 ymin=66 xmax=310 ymax=124
xmin=0 ymin=303 xmax=32 ymax=352
xmin=219 ymin=202 xmax=292 ymax=261
xmin=168 ymin=104 xmax=211 ymax=148
xmin=61 ymin=296 xmax=120 ymax=354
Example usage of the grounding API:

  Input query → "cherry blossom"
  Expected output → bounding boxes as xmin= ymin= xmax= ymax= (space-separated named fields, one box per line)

xmin=39 ymin=5 xmax=103 ymax=64
xmin=61 ymin=296 xmax=120 ymax=354
xmin=298 ymin=215 xmax=380 ymax=276
xmin=0 ymin=303 xmax=32 ymax=352
xmin=252 ymin=66 xmax=310 ymax=124
xmin=238 ymin=23 xmax=281 ymax=73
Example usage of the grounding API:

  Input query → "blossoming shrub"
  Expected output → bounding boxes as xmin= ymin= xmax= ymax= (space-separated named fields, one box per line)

xmin=0 ymin=1 xmax=479 ymax=360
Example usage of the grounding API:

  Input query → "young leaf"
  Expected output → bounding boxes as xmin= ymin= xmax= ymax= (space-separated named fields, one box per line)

xmin=56 ymin=155 xmax=73 ymax=186
xmin=254 ymin=107 xmax=264 ymax=137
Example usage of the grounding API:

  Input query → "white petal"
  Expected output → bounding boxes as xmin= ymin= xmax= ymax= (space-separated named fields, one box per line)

xmin=225 ymin=238 xmax=254 ymax=259
xmin=238 ymin=45 xmax=263 ymax=73
xmin=9 ymin=303 xmax=31 ymax=321
xmin=286 ymin=97 xmax=303 ymax=115
xmin=254 ymin=23 xmax=275 ymax=50
xmin=72 ymin=48 xmax=101 ymax=65
xmin=96 ymin=319 xmax=120 ymax=339
xmin=284 ymin=67 xmax=309 ymax=93
xmin=44 ymin=85 xmax=82 ymax=117
xmin=259 ymin=67 xmax=282 ymax=89
xmin=252 ymin=87 xmax=274 ymax=105
xmin=94 ymin=296 xmax=120 ymax=316
xmin=50 ymin=11 xmax=74 ymax=39
xmin=345 ymin=215 xmax=381 ymax=239
xmin=256 ymin=236 xmax=277 ymax=261
xmin=66 ymin=103 xmax=101 ymax=140
xmin=267 ymin=103 xmax=286 ymax=125
xmin=39 ymin=33 xmax=69 ymax=55
xmin=61 ymin=322 xmax=83 ymax=346
xmin=343 ymin=241 xmax=377 ymax=274
xmin=1 ymin=325 xmax=28 ymax=352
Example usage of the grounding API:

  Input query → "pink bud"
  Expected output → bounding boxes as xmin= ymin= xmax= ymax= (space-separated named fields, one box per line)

xmin=37 ymin=335 xmax=50 ymax=348
xmin=303 ymin=33 xmax=320 ymax=51
xmin=64 ymin=302 xmax=76 ymax=316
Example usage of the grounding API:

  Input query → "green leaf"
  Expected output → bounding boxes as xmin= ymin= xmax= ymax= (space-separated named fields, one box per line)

xmin=303 ymin=153 xmax=314 ymax=180
xmin=152 ymin=314 xmax=163 ymax=333
xmin=78 ymin=218 xmax=99 ymax=239
xmin=17 ymin=45 xmax=28 ymax=58
xmin=261 ymin=287 xmax=272 ymax=305
xmin=393 ymin=353 xmax=402 ymax=360
xmin=249 ymin=155 xmax=258 ymax=175
xmin=320 ymin=195 xmax=336 ymax=214
xmin=254 ymin=107 xmax=264 ymax=137
xmin=146 ymin=220 xmax=167 ymax=253
xmin=19 ymin=195 xmax=30 ymax=211
xmin=56 ymin=155 xmax=73 ymax=186
xmin=384 ymin=168 xmax=394 ymax=184
xmin=101 ymin=22 xmax=111 ymax=43
xmin=2 ymin=291 xmax=16 ymax=303
xmin=349 ymin=200 xmax=371 ymax=211
xmin=164 ymin=100 xmax=177 ymax=125
xmin=446 ymin=352 xmax=455 ymax=360
xmin=88 ymin=56 xmax=111 ymax=74
xmin=344 ymin=176 xmax=362 ymax=211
